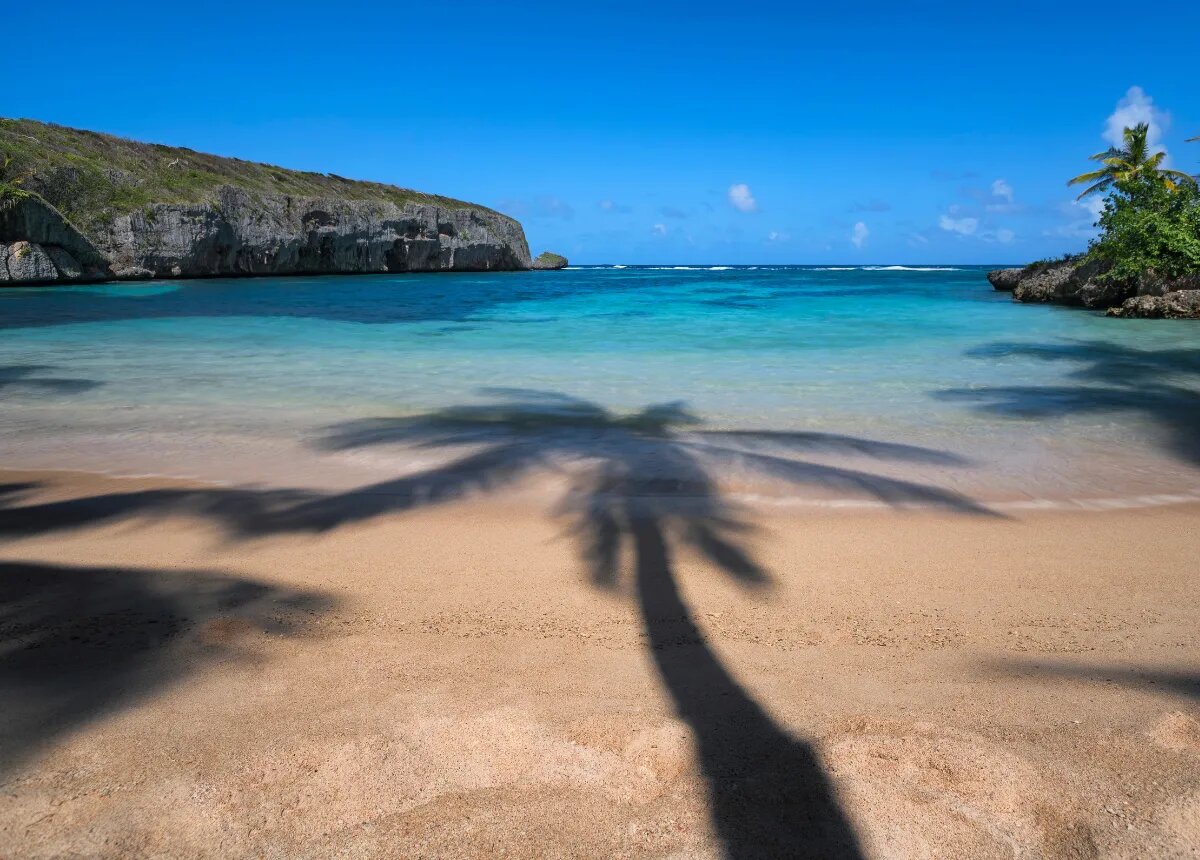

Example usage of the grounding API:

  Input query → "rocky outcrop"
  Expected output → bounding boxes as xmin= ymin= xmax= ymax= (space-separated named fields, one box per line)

xmin=989 ymin=258 xmax=1200 ymax=317
xmin=0 ymin=188 xmax=531 ymax=286
xmin=1107 ymin=290 xmax=1200 ymax=319
xmin=0 ymin=194 xmax=109 ymax=285
xmin=986 ymin=268 xmax=1022 ymax=291
xmin=532 ymin=251 xmax=568 ymax=270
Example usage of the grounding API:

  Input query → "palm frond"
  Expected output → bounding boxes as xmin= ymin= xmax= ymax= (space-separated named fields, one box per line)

xmin=1068 ymin=168 xmax=1110 ymax=186
xmin=1074 ymin=178 xmax=1112 ymax=200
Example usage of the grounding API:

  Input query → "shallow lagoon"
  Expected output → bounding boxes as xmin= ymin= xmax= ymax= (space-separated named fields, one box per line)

xmin=2 ymin=266 xmax=1198 ymax=506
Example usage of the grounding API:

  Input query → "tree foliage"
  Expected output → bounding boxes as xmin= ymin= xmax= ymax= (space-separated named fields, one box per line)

xmin=1087 ymin=175 xmax=1200 ymax=282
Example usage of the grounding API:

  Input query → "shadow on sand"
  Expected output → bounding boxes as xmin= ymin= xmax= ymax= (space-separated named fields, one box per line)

xmin=940 ymin=340 xmax=1200 ymax=467
xmin=984 ymin=658 xmax=1200 ymax=704
xmin=0 ymin=560 xmax=332 ymax=778
xmin=0 ymin=390 xmax=999 ymax=855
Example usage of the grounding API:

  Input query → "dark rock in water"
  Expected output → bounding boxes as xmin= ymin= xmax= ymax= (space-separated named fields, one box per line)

xmin=985 ymin=268 xmax=1022 ymax=291
xmin=532 ymin=251 xmax=568 ymax=270
xmin=0 ymin=119 xmax=532 ymax=285
xmin=992 ymin=256 xmax=1200 ymax=317
xmin=1009 ymin=259 xmax=1086 ymax=305
xmin=1107 ymin=290 xmax=1200 ymax=319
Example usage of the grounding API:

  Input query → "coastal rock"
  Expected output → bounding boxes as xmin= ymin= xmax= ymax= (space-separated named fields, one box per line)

xmin=2 ymin=241 xmax=58 ymax=282
xmin=44 ymin=245 xmax=83 ymax=279
xmin=998 ymin=257 xmax=1134 ymax=309
xmin=1 ymin=119 xmax=533 ymax=285
xmin=1107 ymin=290 xmax=1200 ymax=319
xmin=1009 ymin=260 xmax=1082 ymax=304
xmin=91 ymin=187 xmax=531 ymax=281
xmin=985 ymin=268 xmax=1022 ymax=291
xmin=532 ymin=251 xmax=568 ymax=270
xmin=0 ymin=193 xmax=108 ymax=278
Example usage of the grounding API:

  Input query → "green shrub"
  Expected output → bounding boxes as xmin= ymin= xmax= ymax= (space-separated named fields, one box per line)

xmin=1087 ymin=176 xmax=1200 ymax=283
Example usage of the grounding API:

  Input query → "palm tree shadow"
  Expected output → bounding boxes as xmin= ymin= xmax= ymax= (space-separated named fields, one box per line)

xmin=0 ymin=390 xmax=995 ymax=855
xmin=0 ymin=560 xmax=333 ymax=777
xmin=939 ymin=340 xmax=1200 ymax=467
xmin=304 ymin=389 xmax=998 ymax=857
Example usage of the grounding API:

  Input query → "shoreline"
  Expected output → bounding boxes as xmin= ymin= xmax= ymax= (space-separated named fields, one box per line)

xmin=4 ymin=462 xmax=1200 ymax=517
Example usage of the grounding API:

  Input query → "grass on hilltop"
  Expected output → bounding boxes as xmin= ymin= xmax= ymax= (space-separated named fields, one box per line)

xmin=0 ymin=118 xmax=503 ymax=235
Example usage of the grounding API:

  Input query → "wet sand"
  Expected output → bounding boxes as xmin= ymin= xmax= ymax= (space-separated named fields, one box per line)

xmin=1 ymin=468 xmax=1198 ymax=858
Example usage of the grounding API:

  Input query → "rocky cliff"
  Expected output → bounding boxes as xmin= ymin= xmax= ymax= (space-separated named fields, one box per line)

xmin=987 ymin=258 xmax=1200 ymax=319
xmin=0 ymin=119 xmax=531 ymax=285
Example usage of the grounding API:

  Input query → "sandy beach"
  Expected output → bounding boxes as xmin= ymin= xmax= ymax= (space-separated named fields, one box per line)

xmin=1 ymin=467 xmax=1197 ymax=858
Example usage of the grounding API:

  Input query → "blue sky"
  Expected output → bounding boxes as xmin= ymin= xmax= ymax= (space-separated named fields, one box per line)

xmin=5 ymin=1 xmax=1198 ymax=264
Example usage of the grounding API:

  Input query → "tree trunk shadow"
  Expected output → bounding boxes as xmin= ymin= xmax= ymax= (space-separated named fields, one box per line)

xmin=631 ymin=517 xmax=863 ymax=859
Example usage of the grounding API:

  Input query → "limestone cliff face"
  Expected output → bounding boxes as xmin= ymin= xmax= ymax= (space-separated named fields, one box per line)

xmin=97 ymin=186 xmax=530 ymax=279
xmin=1 ymin=189 xmax=531 ymax=285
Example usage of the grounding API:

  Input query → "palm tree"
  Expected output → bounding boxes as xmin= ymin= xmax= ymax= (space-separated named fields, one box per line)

xmin=1068 ymin=122 xmax=1196 ymax=199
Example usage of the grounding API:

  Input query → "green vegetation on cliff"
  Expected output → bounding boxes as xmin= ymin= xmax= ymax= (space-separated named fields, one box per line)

xmin=0 ymin=118 xmax=503 ymax=235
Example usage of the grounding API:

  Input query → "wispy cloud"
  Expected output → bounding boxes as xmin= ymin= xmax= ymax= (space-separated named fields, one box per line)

xmin=766 ymin=230 xmax=790 ymax=243
xmin=990 ymin=179 xmax=1013 ymax=203
xmin=598 ymin=199 xmax=631 ymax=214
xmin=851 ymin=221 xmax=869 ymax=248
xmin=1104 ymin=85 xmax=1170 ymax=155
xmin=939 ymin=213 xmax=978 ymax=236
xmin=979 ymin=227 xmax=1015 ymax=244
xmin=1044 ymin=198 xmax=1104 ymax=239
xmin=651 ymin=223 xmax=668 ymax=236
xmin=728 ymin=183 xmax=758 ymax=213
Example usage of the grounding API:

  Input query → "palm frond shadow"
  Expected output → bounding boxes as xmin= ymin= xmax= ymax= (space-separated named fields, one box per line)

xmin=0 ymin=390 xmax=996 ymax=856
xmin=0 ymin=560 xmax=332 ymax=777
xmin=0 ymin=364 xmax=103 ymax=396
xmin=940 ymin=341 xmax=1200 ymax=467
xmin=300 ymin=390 xmax=996 ymax=857
xmin=982 ymin=658 xmax=1200 ymax=703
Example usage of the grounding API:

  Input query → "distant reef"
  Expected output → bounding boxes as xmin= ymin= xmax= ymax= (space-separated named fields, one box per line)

xmin=0 ymin=118 xmax=531 ymax=286
xmin=531 ymin=251 xmax=568 ymax=269
xmin=988 ymin=258 xmax=1200 ymax=319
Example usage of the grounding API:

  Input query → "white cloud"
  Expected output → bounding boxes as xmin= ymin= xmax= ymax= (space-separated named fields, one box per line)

xmin=996 ymin=228 xmax=1015 ymax=244
xmin=1045 ymin=197 xmax=1105 ymax=239
xmin=728 ymin=183 xmax=758 ymax=213
xmin=991 ymin=179 xmax=1014 ymax=203
xmin=766 ymin=230 xmax=790 ymax=243
xmin=598 ymin=199 xmax=631 ymax=214
xmin=1104 ymin=86 xmax=1170 ymax=155
xmin=651 ymin=223 xmax=668 ymax=236
xmin=851 ymin=221 xmax=869 ymax=248
xmin=908 ymin=232 xmax=930 ymax=245
xmin=1079 ymin=195 xmax=1105 ymax=220
xmin=939 ymin=214 xmax=978 ymax=236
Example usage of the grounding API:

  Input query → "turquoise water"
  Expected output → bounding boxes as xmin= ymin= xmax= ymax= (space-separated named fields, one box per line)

xmin=2 ymin=266 xmax=1199 ymax=506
